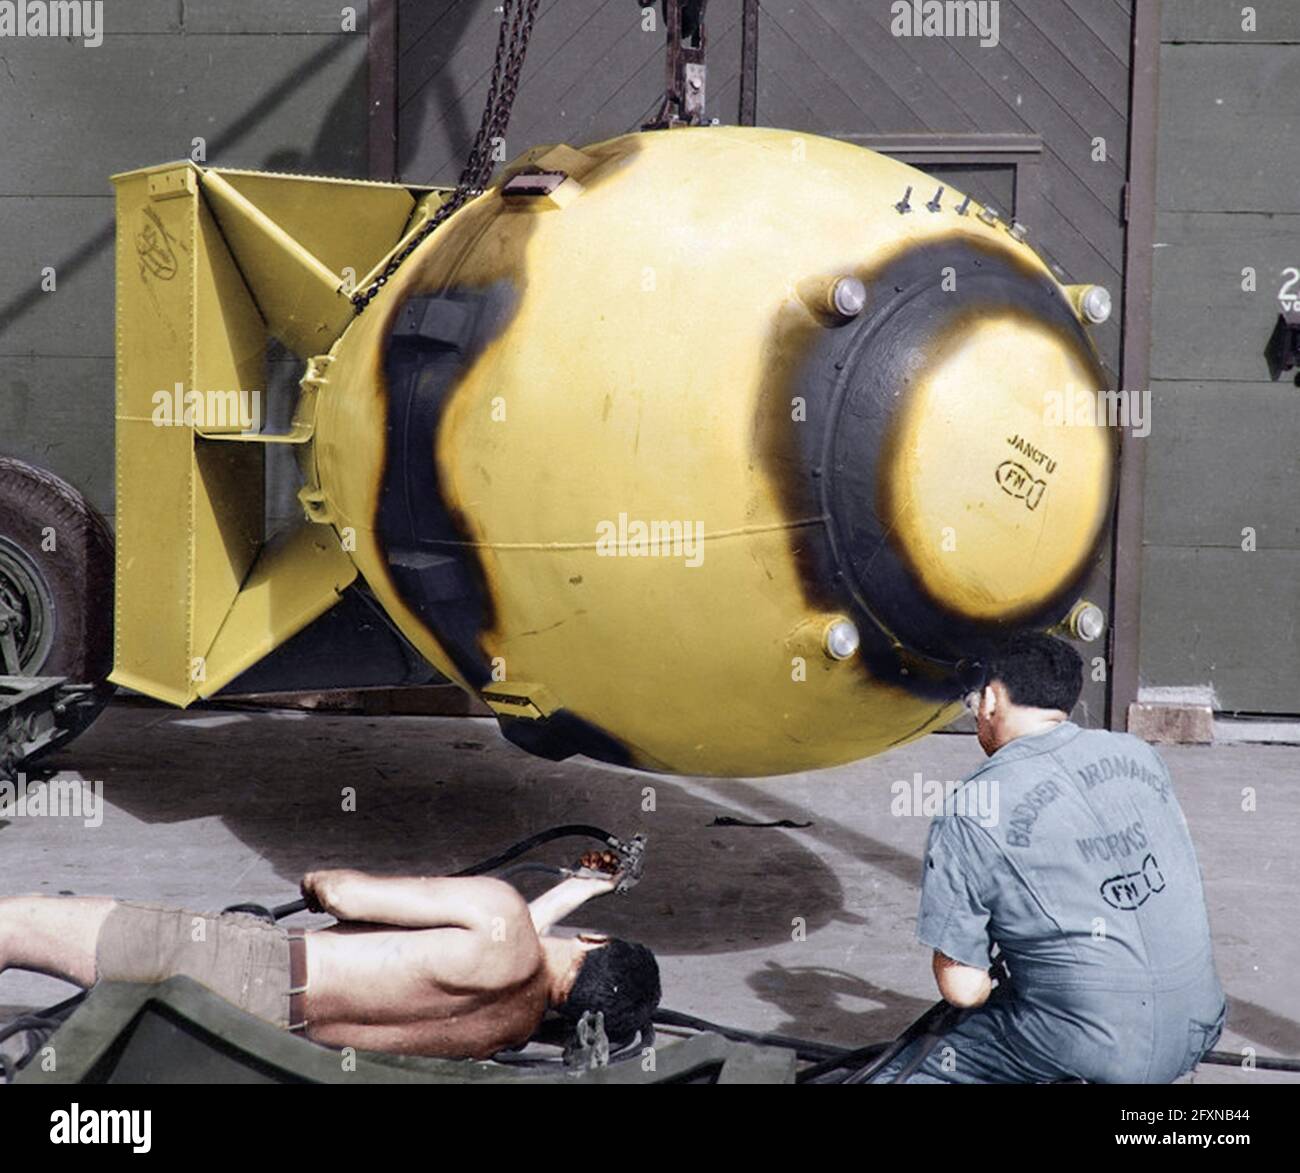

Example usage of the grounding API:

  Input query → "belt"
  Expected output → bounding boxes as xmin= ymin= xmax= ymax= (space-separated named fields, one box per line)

xmin=288 ymin=929 xmax=309 ymax=1033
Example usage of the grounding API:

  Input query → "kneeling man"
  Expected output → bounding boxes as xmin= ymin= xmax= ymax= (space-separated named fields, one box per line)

xmin=874 ymin=634 xmax=1226 ymax=1083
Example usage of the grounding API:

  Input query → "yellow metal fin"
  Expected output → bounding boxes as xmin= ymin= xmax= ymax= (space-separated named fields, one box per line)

xmin=199 ymin=170 xmax=354 ymax=360
xmin=108 ymin=161 xmax=430 ymax=706
xmin=195 ymin=522 xmax=357 ymax=699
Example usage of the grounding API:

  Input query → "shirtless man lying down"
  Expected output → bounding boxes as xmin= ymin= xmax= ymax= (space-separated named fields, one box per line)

xmin=0 ymin=867 xmax=660 ymax=1059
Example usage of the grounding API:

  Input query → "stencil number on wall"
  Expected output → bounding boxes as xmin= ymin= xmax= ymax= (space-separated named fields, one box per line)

xmin=1279 ymin=267 xmax=1300 ymax=311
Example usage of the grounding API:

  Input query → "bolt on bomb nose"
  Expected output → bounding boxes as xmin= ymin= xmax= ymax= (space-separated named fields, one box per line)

xmin=1067 ymin=284 xmax=1113 ymax=324
xmin=830 ymin=276 xmax=867 ymax=319
xmin=824 ymin=617 xmax=861 ymax=660
xmin=1067 ymin=601 xmax=1106 ymax=642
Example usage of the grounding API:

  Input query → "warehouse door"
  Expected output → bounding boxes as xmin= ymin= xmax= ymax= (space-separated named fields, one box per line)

xmin=1139 ymin=4 xmax=1300 ymax=717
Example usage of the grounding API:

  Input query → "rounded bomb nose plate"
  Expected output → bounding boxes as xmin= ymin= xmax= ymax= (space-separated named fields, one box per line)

xmin=883 ymin=312 xmax=1115 ymax=621
xmin=824 ymin=239 xmax=1116 ymax=661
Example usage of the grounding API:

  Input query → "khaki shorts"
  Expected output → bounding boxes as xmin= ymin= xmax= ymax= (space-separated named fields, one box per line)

xmin=94 ymin=901 xmax=294 ymax=1028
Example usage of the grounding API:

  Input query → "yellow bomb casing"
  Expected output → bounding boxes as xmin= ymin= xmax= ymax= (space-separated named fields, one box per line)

xmin=302 ymin=126 xmax=1115 ymax=777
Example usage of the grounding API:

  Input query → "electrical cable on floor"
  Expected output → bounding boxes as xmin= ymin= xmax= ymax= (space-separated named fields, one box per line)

xmin=652 ymin=1008 xmax=853 ymax=1063
xmin=450 ymin=825 xmax=621 ymax=877
xmin=1199 ymin=1050 xmax=1300 ymax=1073
xmin=223 ymin=824 xmax=623 ymax=923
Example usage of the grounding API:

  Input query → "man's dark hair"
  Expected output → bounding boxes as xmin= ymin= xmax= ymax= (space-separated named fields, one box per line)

xmin=981 ymin=632 xmax=1083 ymax=714
xmin=559 ymin=938 xmax=661 ymax=1043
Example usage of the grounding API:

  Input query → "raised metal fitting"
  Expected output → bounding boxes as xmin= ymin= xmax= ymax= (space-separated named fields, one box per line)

xmin=1067 ymin=284 xmax=1113 ymax=325
xmin=824 ymin=617 xmax=861 ymax=661
xmin=1064 ymin=600 xmax=1106 ymax=642
xmin=829 ymin=276 xmax=867 ymax=319
xmin=800 ymin=275 xmax=868 ymax=322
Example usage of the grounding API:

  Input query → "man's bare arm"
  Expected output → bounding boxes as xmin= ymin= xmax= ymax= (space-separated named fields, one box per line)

xmin=932 ymin=950 xmax=993 ymax=1008
xmin=301 ymin=870 xmax=525 ymax=929
xmin=528 ymin=874 xmax=617 ymax=934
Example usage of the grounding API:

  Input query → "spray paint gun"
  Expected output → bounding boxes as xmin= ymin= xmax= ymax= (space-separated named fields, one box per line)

xmin=570 ymin=833 xmax=648 ymax=895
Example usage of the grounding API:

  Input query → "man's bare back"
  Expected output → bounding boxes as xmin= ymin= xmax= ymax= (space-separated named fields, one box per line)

xmin=303 ymin=920 xmax=547 ymax=1058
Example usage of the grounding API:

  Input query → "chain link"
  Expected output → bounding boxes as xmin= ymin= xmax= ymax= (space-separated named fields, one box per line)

xmin=351 ymin=0 xmax=542 ymax=312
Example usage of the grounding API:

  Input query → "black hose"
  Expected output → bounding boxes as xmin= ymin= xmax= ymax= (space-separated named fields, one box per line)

xmin=1199 ymin=1049 xmax=1300 ymax=1073
xmin=796 ymin=999 xmax=956 ymax=1084
xmin=796 ymin=1038 xmax=900 ymax=1084
xmin=449 ymin=824 xmax=618 ymax=877
xmin=708 ymin=1002 xmax=1300 ymax=1082
xmin=236 ymin=823 xmax=620 ymax=922
xmin=0 ymin=1015 xmax=53 ymax=1047
xmin=222 ymin=901 xmax=277 ymax=921
xmin=0 ymin=990 xmax=88 ymax=1076
xmin=653 ymin=1008 xmax=852 ymax=1063
xmin=886 ymin=1017 xmax=958 ymax=1084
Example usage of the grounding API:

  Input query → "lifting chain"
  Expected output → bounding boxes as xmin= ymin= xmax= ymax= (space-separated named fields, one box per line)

xmin=350 ymin=0 xmax=542 ymax=312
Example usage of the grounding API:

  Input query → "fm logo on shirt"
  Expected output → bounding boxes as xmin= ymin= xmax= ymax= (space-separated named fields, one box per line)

xmin=1100 ymin=853 xmax=1166 ymax=910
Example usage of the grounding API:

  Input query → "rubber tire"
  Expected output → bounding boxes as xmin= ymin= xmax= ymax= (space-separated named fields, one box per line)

xmin=0 ymin=456 xmax=114 ymax=753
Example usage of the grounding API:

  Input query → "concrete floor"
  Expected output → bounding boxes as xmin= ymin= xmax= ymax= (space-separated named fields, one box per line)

xmin=2 ymin=699 xmax=1297 ymax=1083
